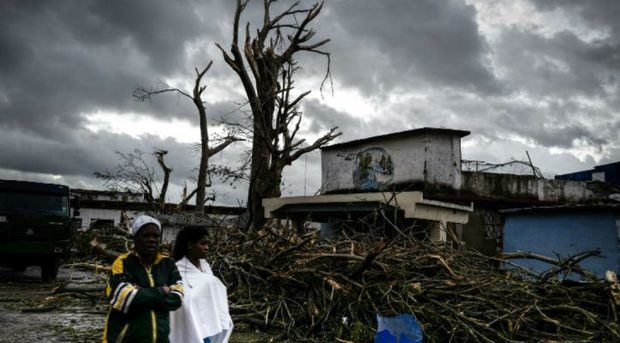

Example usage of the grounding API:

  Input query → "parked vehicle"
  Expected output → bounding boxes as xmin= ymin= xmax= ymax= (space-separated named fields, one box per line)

xmin=0 ymin=179 xmax=79 ymax=280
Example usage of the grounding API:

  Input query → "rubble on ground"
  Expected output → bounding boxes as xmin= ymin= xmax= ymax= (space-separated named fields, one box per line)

xmin=76 ymin=219 xmax=620 ymax=342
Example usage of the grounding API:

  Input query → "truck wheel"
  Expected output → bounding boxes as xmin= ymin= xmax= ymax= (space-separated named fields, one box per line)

xmin=41 ymin=260 xmax=60 ymax=281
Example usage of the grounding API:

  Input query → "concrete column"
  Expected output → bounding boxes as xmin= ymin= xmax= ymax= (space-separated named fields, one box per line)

xmin=429 ymin=220 xmax=447 ymax=242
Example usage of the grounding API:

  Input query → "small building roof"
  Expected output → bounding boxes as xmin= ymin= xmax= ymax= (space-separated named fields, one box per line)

xmin=71 ymin=188 xmax=143 ymax=197
xmin=321 ymin=127 xmax=470 ymax=151
xmin=263 ymin=191 xmax=473 ymax=224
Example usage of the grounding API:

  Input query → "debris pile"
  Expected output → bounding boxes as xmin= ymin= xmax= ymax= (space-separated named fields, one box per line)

xmin=202 ymin=222 xmax=619 ymax=342
xmin=73 ymin=217 xmax=620 ymax=342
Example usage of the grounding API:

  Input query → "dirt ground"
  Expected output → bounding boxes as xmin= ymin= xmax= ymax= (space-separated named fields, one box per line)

xmin=0 ymin=266 xmax=272 ymax=342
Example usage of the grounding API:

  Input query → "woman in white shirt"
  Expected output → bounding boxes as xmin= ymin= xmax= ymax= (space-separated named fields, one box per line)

xmin=169 ymin=225 xmax=233 ymax=343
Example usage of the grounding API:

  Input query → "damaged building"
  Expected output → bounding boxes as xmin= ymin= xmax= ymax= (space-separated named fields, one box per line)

xmin=263 ymin=127 xmax=620 ymax=277
xmin=264 ymin=128 xmax=474 ymax=241
xmin=71 ymin=188 xmax=245 ymax=239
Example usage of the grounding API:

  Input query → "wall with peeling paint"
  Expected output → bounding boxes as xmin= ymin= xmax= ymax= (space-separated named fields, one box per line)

xmin=321 ymin=131 xmax=463 ymax=194
xmin=461 ymin=172 xmax=593 ymax=203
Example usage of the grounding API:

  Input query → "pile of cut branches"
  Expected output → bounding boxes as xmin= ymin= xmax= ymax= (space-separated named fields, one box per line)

xmin=203 ymin=220 xmax=619 ymax=342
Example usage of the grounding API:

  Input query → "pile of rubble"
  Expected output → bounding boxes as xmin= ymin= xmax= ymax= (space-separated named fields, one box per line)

xmin=204 ymin=222 xmax=619 ymax=342
xmin=76 ymin=218 xmax=620 ymax=342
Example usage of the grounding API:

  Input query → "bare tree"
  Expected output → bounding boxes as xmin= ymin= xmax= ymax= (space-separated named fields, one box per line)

xmin=134 ymin=62 xmax=241 ymax=213
xmin=95 ymin=149 xmax=175 ymax=212
xmin=154 ymin=149 xmax=172 ymax=210
xmin=217 ymin=0 xmax=341 ymax=229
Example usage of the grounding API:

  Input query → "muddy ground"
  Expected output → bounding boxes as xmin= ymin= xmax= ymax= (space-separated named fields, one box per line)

xmin=0 ymin=266 xmax=271 ymax=342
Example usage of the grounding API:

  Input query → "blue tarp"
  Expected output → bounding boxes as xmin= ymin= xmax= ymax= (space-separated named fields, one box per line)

xmin=375 ymin=314 xmax=423 ymax=343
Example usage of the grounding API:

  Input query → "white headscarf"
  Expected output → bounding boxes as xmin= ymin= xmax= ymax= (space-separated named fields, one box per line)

xmin=130 ymin=215 xmax=161 ymax=236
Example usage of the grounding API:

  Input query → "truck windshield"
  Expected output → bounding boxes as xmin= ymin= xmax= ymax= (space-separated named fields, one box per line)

xmin=0 ymin=192 xmax=69 ymax=216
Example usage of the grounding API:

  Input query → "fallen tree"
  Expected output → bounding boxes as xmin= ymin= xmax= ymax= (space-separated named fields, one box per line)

xmin=202 ymin=221 xmax=619 ymax=342
xmin=72 ymin=218 xmax=619 ymax=341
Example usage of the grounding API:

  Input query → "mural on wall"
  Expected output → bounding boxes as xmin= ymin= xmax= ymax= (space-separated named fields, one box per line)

xmin=353 ymin=147 xmax=394 ymax=190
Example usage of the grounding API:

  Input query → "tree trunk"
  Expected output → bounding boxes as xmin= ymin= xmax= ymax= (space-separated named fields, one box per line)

xmin=218 ymin=1 xmax=336 ymax=229
xmin=248 ymin=149 xmax=282 ymax=230
xmin=247 ymin=59 xmax=279 ymax=229
xmin=195 ymin=100 xmax=209 ymax=213
xmin=155 ymin=149 xmax=172 ymax=212
xmin=247 ymin=124 xmax=270 ymax=229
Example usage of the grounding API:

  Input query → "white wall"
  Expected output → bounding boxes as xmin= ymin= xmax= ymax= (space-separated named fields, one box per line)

xmin=321 ymin=132 xmax=463 ymax=193
xmin=72 ymin=208 xmax=143 ymax=230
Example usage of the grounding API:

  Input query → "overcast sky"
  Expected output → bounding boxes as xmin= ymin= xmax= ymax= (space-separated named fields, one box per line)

xmin=1 ymin=0 xmax=619 ymax=205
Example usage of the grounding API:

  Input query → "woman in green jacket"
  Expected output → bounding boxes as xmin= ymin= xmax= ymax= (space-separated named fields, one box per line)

xmin=103 ymin=215 xmax=184 ymax=343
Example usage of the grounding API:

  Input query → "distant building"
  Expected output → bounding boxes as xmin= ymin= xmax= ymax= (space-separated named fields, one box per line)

xmin=320 ymin=127 xmax=469 ymax=194
xmin=71 ymin=189 xmax=145 ymax=230
xmin=454 ymin=172 xmax=594 ymax=256
xmin=264 ymin=128 xmax=475 ymax=241
xmin=555 ymin=161 xmax=620 ymax=187
xmin=72 ymin=188 xmax=145 ymax=203
xmin=70 ymin=188 xmax=245 ymax=232
xmin=263 ymin=126 xmax=620 ymax=277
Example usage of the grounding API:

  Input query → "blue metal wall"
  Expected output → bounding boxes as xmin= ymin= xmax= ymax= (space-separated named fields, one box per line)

xmin=555 ymin=161 xmax=620 ymax=186
xmin=554 ymin=169 xmax=592 ymax=182
xmin=596 ymin=162 xmax=620 ymax=186
xmin=503 ymin=211 xmax=619 ymax=278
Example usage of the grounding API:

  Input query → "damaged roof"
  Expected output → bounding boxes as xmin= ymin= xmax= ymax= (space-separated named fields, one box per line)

xmin=321 ymin=127 xmax=470 ymax=151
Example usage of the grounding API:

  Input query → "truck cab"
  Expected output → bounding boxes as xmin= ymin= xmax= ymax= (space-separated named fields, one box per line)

xmin=0 ymin=179 xmax=76 ymax=281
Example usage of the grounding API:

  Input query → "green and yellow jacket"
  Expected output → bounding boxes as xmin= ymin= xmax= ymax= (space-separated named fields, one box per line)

xmin=103 ymin=252 xmax=184 ymax=343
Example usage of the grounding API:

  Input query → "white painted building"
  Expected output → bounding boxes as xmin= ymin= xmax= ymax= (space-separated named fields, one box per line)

xmin=72 ymin=189 xmax=144 ymax=203
xmin=320 ymin=128 xmax=470 ymax=194
xmin=263 ymin=128 xmax=474 ymax=241
xmin=72 ymin=207 xmax=142 ymax=231
xmin=71 ymin=189 xmax=146 ymax=230
xmin=70 ymin=189 xmax=246 ymax=232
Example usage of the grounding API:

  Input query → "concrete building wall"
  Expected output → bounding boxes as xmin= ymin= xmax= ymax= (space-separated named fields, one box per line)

xmin=72 ymin=208 xmax=143 ymax=230
xmin=556 ymin=161 xmax=620 ymax=187
xmin=425 ymin=134 xmax=462 ymax=189
xmin=503 ymin=211 xmax=620 ymax=277
xmin=72 ymin=190 xmax=143 ymax=203
xmin=321 ymin=133 xmax=463 ymax=193
xmin=462 ymin=172 xmax=593 ymax=203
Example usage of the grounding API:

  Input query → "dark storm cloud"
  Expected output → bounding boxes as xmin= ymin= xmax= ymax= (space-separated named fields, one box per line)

xmin=494 ymin=28 xmax=619 ymax=97
xmin=398 ymin=91 xmax=616 ymax=152
xmin=303 ymin=99 xmax=412 ymax=142
xmin=2 ymin=0 xmax=620 ymax=202
xmin=468 ymin=1 xmax=620 ymax=154
xmin=296 ymin=0 xmax=618 ymax=161
xmin=530 ymin=0 xmax=620 ymax=38
xmin=317 ymin=0 xmax=500 ymax=94
xmin=304 ymin=99 xmax=354 ymax=134
xmin=526 ymin=0 xmax=620 ymax=86
xmin=0 ymin=0 xmax=210 ymax=138
xmin=0 ymin=0 xmax=248 ymax=201
xmin=0 ymin=123 xmax=249 ymax=203
xmin=0 ymin=126 xmax=200 ymax=183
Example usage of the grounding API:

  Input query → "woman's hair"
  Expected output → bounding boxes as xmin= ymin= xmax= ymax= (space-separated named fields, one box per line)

xmin=172 ymin=225 xmax=209 ymax=261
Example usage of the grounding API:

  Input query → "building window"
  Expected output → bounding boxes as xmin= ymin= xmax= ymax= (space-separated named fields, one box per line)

xmin=483 ymin=210 xmax=502 ymax=240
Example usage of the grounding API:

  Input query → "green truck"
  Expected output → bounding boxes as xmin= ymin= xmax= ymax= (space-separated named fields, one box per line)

xmin=0 ymin=179 xmax=79 ymax=281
